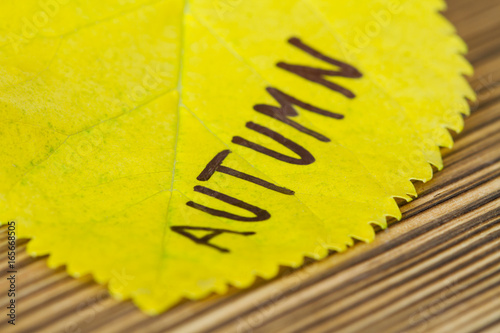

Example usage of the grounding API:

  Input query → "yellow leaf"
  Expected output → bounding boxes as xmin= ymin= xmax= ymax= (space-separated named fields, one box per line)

xmin=0 ymin=0 xmax=473 ymax=313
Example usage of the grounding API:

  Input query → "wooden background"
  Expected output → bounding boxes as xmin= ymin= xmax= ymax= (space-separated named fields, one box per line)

xmin=1 ymin=0 xmax=499 ymax=331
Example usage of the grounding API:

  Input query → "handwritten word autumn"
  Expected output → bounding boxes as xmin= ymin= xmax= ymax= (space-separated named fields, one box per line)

xmin=172 ymin=37 xmax=362 ymax=252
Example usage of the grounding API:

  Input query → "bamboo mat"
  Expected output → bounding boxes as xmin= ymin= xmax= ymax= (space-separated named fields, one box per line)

xmin=1 ymin=0 xmax=500 ymax=331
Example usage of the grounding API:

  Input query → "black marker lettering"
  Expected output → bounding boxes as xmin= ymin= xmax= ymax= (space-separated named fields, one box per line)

xmin=171 ymin=226 xmax=255 ymax=253
xmin=187 ymin=185 xmax=271 ymax=222
xmin=232 ymin=122 xmax=315 ymax=165
xmin=277 ymin=37 xmax=362 ymax=98
xmin=198 ymin=150 xmax=294 ymax=195
xmin=185 ymin=36 xmax=364 ymax=251
xmin=254 ymin=87 xmax=343 ymax=142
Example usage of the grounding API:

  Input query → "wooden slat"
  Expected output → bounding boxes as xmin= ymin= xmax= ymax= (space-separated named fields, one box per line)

xmin=1 ymin=0 xmax=499 ymax=332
